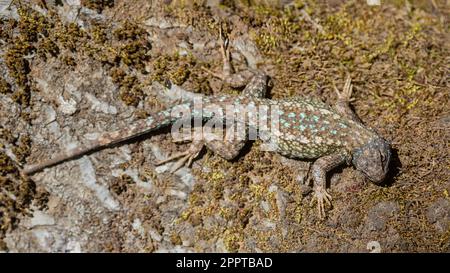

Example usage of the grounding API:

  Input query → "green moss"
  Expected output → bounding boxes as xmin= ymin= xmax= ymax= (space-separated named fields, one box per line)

xmin=11 ymin=87 xmax=31 ymax=107
xmin=9 ymin=7 xmax=152 ymax=107
xmin=37 ymin=38 xmax=59 ymax=59
xmin=109 ymin=70 xmax=144 ymax=106
xmin=0 ymin=150 xmax=38 ymax=245
xmin=56 ymin=22 xmax=86 ymax=51
xmin=0 ymin=126 xmax=15 ymax=144
xmin=0 ymin=77 xmax=11 ymax=94
xmin=113 ymin=20 xmax=147 ymax=40
xmin=110 ymin=67 xmax=127 ymax=86
xmin=117 ymin=41 xmax=151 ymax=70
xmin=223 ymin=228 xmax=244 ymax=252
xmin=189 ymin=72 xmax=213 ymax=95
xmin=119 ymin=85 xmax=144 ymax=107
xmin=4 ymin=39 xmax=33 ymax=89
xmin=0 ymin=18 xmax=14 ymax=42
xmin=80 ymin=0 xmax=114 ymax=13
xmin=150 ymin=53 xmax=197 ymax=86
xmin=17 ymin=7 xmax=51 ymax=43
xmin=169 ymin=64 xmax=191 ymax=86
xmin=168 ymin=3 xmax=222 ymax=35
xmin=366 ymin=33 xmax=396 ymax=63
xmin=252 ymin=6 xmax=301 ymax=54
xmin=113 ymin=20 xmax=151 ymax=71
xmin=61 ymin=55 xmax=76 ymax=67
xmin=90 ymin=22 xmax=108 ymax=44
xmin=0 ymin=152 xmax=16 ymax=176
xmin=110 ymin=174 xmax=134 ymax=195
xmin=170 ymin=233 xmax=182 ymax=245
xmin=3 ymin=7 xmax=52 ymax=108
xmin=11 ymin=135 xmax=32 ymax=164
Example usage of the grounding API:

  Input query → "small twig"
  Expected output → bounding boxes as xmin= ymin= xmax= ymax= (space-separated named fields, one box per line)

xmin=300 ymin=9 xmax=325 ymax=34
xmin=412 ymin=80 xmax=447 ymax=89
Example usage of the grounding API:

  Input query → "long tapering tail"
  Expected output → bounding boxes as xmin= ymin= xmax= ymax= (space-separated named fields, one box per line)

xmin=23 ymin=101 xmax=207 ymax=175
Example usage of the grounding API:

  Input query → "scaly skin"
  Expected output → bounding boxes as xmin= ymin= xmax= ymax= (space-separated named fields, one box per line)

xmin=22 ymin=33 xmax=391 ymax=218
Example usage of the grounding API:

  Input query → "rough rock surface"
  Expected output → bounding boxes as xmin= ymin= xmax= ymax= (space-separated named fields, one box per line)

xmin=0 ymin=0 xmax=448 ymax=252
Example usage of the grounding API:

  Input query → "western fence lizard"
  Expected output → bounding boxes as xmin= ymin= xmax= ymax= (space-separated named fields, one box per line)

xmin=22 ymin=33 xmax=391 ymax=218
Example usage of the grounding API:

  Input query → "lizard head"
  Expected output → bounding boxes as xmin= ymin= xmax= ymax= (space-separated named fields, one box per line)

xmin=352 ymin=137 xmax=391 ymax=184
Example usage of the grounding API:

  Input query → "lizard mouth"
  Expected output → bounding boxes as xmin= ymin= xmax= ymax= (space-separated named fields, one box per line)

xmin=365 ymin=157 xmax=390 ymax=185
xmin=363 ymin=171 xmax=386 ymax=184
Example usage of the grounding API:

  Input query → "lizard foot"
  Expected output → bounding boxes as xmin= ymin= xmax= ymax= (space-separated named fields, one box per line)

xmin=155 ymin=141 xmax=204 ymax=173
xmin=333 ymin=75 xmax=355 ymax=103
xmin=201 ymin=66 xmax=225 ymax=81
xmin=310 ymin=187 xmax=332 ymax=219
xmin=201 ymin=27 xmax=231 ymax=81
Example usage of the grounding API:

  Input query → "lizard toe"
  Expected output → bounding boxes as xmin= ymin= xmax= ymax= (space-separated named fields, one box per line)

xmin=156 ymin=141 xmax=204 ymax=173
xmin=311 ymin=187 xmax=333 ymax=219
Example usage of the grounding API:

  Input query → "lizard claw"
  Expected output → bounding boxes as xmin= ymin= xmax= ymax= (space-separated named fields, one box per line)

xmin=155 ymin=142 xmax=203 ymax=173
xmin=201 ymin=66 xmax=225 ymax=80
xmin=310 ymin=187 xmax=333 ymax=219
xmin=333 ymin=75 xmax=355 ymax=103
xmin=218 ymin=26 xmax=230 ymax=63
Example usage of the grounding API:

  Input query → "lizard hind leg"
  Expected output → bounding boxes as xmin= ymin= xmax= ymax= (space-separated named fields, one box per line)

xmin=155 ymin=139 xmax=204 ymax=173
xmin=333 ymin=75 xmax=361 ymax=123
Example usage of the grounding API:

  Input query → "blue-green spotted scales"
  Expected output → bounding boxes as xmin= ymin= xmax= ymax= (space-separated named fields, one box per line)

xmin=22 ymin=37 xmax=391 ymax=218
xmin=248 ymin=96 xmax=374 ymax=159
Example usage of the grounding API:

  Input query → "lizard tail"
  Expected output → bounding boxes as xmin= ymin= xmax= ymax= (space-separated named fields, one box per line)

xmin=23 ymin=102 xmax=207 ymax=175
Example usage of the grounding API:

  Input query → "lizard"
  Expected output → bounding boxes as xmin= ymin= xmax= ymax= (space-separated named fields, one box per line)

xmin=21 ymin=32 xmax=391 ymax=218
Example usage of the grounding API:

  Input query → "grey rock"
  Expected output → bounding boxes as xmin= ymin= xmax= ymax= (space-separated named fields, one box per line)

xmin=366 ymin=201 xmax=399 ymax=231
xmin=426 ymin=198 xmax=450 ymax=233
xmin=28 ymin=211 xmax=56 ymax=228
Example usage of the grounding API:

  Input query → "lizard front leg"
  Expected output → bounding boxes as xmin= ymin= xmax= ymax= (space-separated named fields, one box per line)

xmin=201 ymin=27 xmax=255 ymax=89
xmin=310 ymin=152 xmax=349 ymax=218
xmin=155 ymin=122 xmax=245 ymax=172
